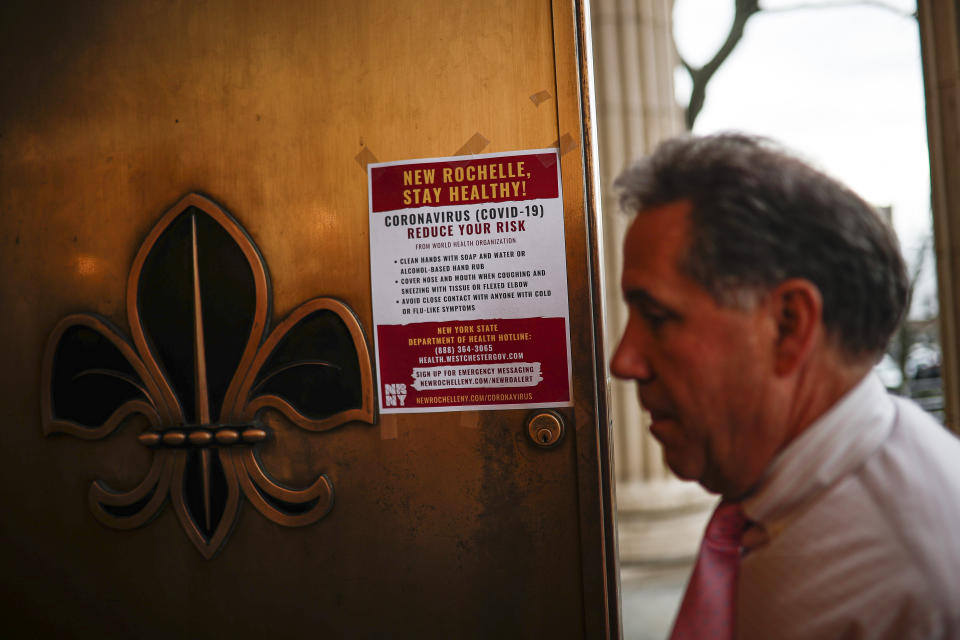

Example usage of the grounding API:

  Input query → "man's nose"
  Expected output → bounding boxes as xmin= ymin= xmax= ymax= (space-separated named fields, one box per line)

xmin=610 ymin=322 xmax=653 ymax=382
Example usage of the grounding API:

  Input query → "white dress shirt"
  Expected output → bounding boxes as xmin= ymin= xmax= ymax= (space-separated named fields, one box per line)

xmin=737 ymin=373 xmax=960 ymax=639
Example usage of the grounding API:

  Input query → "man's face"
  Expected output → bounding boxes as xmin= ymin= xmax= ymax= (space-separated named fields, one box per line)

xmin=611 ymin=200 xmax=784 ymax=498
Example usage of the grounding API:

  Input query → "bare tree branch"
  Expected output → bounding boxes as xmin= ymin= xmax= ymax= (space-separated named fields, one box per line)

xmin=893 ymin=235 xmax=933 ymax=392
xmin=676 ymin=0 xmax=915 ymax=129
xmin=681 ymin=0 xmax=761 ymax=129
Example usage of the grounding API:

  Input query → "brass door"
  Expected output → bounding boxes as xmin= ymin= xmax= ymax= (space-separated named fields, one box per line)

xmin=0 ymin=1 xmax=617 ymax=637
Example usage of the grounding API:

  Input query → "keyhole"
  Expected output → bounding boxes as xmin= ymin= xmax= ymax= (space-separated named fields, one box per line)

xmin=526 ymin=410 xmax=564 ymax=448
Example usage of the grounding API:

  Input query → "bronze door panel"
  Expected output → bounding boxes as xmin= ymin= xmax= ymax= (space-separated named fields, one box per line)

xmin=0 ymin=1 xmax=616 ymax=636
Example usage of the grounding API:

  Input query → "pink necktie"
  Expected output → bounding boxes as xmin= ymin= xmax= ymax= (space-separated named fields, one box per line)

xmin=669 ymin=500 xmax=747 ymax=640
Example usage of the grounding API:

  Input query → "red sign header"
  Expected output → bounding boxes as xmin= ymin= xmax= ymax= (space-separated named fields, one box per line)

xmin=370 ymin=152 xmax=559 ymax=212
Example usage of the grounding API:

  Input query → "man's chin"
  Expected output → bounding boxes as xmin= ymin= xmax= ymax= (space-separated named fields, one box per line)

xmin=661 ymin=449 xmax=701 ymax=484
xmin=648 ymin=415 xmax=679 ymax=443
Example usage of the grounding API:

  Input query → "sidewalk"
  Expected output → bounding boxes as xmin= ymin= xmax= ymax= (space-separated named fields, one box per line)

xmin=619 ymin=561 xmax=692 ymax=640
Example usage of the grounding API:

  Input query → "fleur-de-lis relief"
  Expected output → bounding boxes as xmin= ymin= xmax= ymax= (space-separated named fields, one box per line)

xmin=41 ymin=193 xmax=374 ymax=558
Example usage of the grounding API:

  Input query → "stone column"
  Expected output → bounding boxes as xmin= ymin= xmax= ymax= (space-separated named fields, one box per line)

xmin=919 ymin=0 xmax=960 ymax=434
xmin=591 ymin=0 xmax=714 ymax=564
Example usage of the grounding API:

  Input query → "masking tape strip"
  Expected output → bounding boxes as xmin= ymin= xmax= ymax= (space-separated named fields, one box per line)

xmin=459 ymin=412 xmax=480 ymax=430
xmin=537 ymin=151 xmax=558 ymax=168
xmin=537 ymin=133 xmax=578 ymax=167
xmin=380 ymin=415 xmax=398 ymax=440
xmin=355 ymin=146 xmax=379 ymax=171
xmin=530 ymin=90 xmax=552 ymax=106
xmin=555 ymin=132 xmax=578 ymax=156
xmin=455 ymin=132 xmax=491 ymax=157
xmin=575 ymin=407 xmax=588 ymax=432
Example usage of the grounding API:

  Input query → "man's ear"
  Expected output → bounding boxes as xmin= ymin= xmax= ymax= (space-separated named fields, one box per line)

xmin=770 ymin=278 xmax=823 ymax=376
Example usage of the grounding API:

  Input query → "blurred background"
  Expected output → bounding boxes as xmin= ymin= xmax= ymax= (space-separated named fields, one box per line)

xmin=588 ymin=1 xmax=939 ymax=636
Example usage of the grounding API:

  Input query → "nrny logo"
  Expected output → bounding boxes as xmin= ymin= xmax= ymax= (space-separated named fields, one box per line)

xmin=384 ymin=383 xmax=407 ymax=407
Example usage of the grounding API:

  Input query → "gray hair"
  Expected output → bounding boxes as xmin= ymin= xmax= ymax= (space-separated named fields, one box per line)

xmin=613 ymin=133 xmax=908 ymax=361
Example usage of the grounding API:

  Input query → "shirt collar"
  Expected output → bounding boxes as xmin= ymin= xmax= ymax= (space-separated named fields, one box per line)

xmin=742 ymin=373 xmax=895 ymax=526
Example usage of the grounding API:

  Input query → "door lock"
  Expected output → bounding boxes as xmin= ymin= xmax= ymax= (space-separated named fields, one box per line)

xmin=527 ymin=410 xmax=565 ymax=448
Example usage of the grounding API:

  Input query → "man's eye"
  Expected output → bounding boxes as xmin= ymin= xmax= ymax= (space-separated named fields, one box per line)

xmin=641 ymin=310 xmax=669 ymax=329
xmin=623 ymin=291 xmax=678 ymax=330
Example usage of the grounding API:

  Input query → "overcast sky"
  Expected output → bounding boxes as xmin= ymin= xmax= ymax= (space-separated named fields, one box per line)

xmin=673 ymin=0 xmax=930 ymax=281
